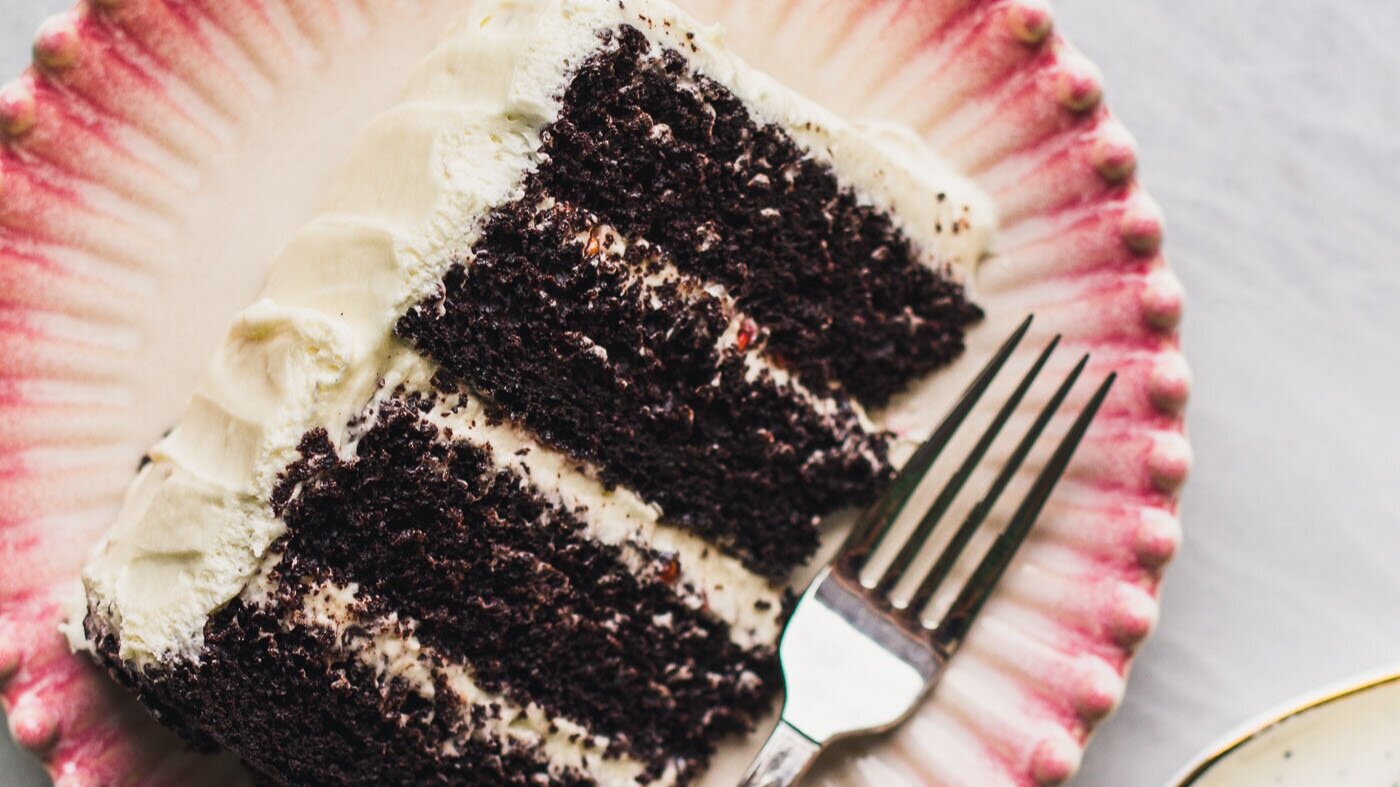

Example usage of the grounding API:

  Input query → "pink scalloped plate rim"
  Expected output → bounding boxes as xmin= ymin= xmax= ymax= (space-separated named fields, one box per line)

xmin=0 ymin=1 xmax=1188 ymax=785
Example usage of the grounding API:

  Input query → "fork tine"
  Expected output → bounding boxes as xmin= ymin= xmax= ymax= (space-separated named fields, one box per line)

xmin=838 ymin=315 xmax=1034 ymax=571
xmin=873 ymin=335 xmax=1062 ymax=596
xmin=930 ymin=371 xmax=1117 ymax=655
xmin=905 ymin=353 xmax=1089 ymax=615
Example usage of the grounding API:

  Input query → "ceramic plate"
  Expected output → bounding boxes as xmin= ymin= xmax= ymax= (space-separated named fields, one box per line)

xmin=1170 ymin=665 xmax=1400 ymax=787
xmin=0 ymin=1 xmax=1189 ymax=785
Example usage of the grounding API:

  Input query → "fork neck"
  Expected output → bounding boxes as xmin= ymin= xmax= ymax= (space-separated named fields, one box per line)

xmin=738 ymin=718 xmax=824 ymax=787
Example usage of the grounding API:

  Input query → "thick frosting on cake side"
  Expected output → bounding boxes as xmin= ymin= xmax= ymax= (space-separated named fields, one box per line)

xmin=76 ymin=0 xmax=995 ymax=783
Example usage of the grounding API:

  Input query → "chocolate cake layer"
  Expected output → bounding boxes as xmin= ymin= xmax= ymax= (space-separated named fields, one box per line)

xmin=537 ymin=26 xmax=980 ymax=405
xmin=400 ymin=201 xmax=887 ymax=579
xmin=267 ymin=397 xmax=777 ymax=774
xmin=91 ymin=608 xmax=590 ymax=787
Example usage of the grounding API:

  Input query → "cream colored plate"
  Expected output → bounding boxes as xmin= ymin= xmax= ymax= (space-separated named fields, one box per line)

xmin=1171 ymin=665 xmax=1400 ymax=787
xmin=0 ymin=1 xmax=1188 ymax=784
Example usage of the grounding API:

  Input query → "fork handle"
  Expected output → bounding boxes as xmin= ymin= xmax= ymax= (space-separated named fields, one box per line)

xmin=739 ymin=718 xmax=823 ymax=787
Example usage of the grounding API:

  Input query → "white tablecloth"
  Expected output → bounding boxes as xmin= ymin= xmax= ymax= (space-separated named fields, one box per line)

xmin=4 ymin=1 xmax=1399 ymax=785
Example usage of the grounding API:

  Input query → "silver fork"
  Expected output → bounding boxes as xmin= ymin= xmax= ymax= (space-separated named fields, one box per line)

xmin=739 ymin=316 xmax=1116 ymax=787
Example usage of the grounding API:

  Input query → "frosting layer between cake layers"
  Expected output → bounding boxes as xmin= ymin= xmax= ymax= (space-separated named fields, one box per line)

xmin=77 ymin=0 xmax=994 ymax=784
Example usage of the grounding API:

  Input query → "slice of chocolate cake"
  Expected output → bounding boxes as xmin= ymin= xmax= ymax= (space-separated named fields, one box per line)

xmin=75 ymin=1 xmax=991 ymax=784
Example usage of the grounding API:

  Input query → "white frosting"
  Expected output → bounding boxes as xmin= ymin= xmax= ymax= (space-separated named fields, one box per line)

xmin=79 ymin=0 xmax=993 ymax=746
xmin=83 ymin=302 xmax=352 ymax=661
